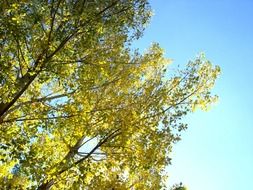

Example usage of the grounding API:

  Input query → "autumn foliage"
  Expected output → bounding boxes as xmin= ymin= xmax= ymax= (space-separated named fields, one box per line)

xmin=0 ymin=0 xmax=220 ymax=189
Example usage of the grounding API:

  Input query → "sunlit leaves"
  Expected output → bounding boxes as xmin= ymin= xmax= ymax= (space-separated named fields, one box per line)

xmin=0 ymin=0 xmax=220 ymax=189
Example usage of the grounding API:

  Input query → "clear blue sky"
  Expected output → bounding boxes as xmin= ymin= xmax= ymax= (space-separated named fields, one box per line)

xmin=134 ymin=0 xmax=253 ymax=189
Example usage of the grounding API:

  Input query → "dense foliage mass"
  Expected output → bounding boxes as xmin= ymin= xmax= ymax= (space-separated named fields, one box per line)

xmin=0 ymin=0 xmax=220 ymax=189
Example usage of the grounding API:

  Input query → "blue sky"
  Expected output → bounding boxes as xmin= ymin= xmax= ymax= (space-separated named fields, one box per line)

xmin=134 ymin=0 xmax=253 ymax=189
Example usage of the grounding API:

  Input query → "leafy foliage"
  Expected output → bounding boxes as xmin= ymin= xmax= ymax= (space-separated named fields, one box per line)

xmin=170 ymin=183 xmax=187 ymax=190
xmin=0 ymin=0 xmax=220 ymax=189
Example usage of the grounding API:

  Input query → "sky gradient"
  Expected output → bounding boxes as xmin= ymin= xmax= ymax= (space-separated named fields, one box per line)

xmin=134 ymin=0 xmax=253 ymax=189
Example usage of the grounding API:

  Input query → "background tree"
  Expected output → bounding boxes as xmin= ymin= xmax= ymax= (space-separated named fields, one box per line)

xmin=0 ymin=0 xmax=220 ymax=189
xmin=170 ymin=183 xmax=187 ymax=190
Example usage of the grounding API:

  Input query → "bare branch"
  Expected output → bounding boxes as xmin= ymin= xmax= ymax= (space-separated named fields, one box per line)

xmin=4 ymin=92 xmax=73 ymax=116
xmin=2 ymin=114 xmax=78 ymax=123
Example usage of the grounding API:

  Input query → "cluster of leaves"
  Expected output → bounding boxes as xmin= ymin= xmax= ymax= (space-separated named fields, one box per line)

xmin=169 ymin=183 xmax=187 ymax=190
xmin=0 ymin=0 xmax=220 ymax=189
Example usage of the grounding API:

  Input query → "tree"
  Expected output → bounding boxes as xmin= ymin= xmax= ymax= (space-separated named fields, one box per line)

xmin=0 ymin=0 xmax=220 ymax=189
xmin=170 ymin=183 xmax=188 ymax=190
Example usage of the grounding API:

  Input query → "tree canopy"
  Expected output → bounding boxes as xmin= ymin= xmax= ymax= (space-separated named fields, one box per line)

xmin=0 ymin=0 xmax=220 ymax=189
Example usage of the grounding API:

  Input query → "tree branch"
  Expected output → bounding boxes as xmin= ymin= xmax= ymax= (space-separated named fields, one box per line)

xmin=37 ymin=128 xmax=121 ymax=190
